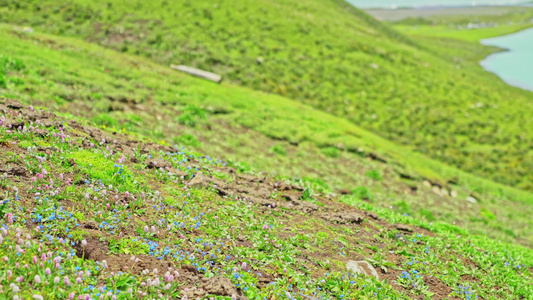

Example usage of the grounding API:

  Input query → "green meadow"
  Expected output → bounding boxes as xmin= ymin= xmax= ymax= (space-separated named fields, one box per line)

xmin=1 ymin=0 xmax=532 ymax=190
xmin=0 ymin=0 xmax=532 ymax=299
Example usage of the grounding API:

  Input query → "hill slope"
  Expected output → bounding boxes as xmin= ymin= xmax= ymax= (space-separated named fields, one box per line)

xmin=0 ymin=26 xmax=532 ymax=248
xmin=1 ymin=0 xmax=532 ymax=190
xmin=1 ymin=99 xmax=532 ymax=299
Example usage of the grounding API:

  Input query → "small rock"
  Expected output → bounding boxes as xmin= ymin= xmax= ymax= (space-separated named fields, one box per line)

xmin=82 ymin=220 xmax=100 ymax=230
xmin=394 ymin=224 xmax=413 ymax=233
xmin=281 ymin=193 xmax=299 ymax=202
xmin=432 ymin=186 xmax=442 ymax=196
xmin=296 ymin=201 xmax=320 ymax=214
xmin=366 ymin=211 xmax=379 ymax=220
xmin=346 ymin=260 xmax=379 ymax=278
xmin=466 ymin=196 xmax=477 ymax=204
xmin=203 ymin=276 xmax=247 ymax=299
xmin=182 ymin=264 xmax=196 ymax=272
xmin=10 ymin=121 xmax=25 ymax=129
xmin=8 ymin=166 xmax=26 ymax=177
xmin=291 ymin=184 xmax=305 ymax=192
xmin=338 ymin=189 xmax=351 ymax=195
xmin=470 ymin=192 xmax=482 ymax=202
xmin=188 ymin=173 xmax=207 ymax=187
xmin=274 ymin=181 xmax=291 ymax=191
xmin=146 ymin=159 xmax=171 ymax=169
xmin=450 ymin=190 xmax=458 ymax=198
xmin=344 ymin=212 xmax=365 ymax=223
xmin=326 ymin=212 xmax=364 ymax=224
xmin=5 ymin=99 xmax=24 ymax=110
xmin=40 ymin=120 xmax=54 ymax=128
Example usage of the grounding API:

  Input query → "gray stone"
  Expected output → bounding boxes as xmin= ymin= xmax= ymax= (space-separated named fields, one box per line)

xmin=170 ymin=64 xmax=222 ymax=83
xmin=367 ymin=211 xmax=379 ymax=220
xmin=346 ymin=260 xmax=379 ymax=278
xmin=466 ymin=196 xmax=477 ymax=204
xmin=188 ymin=173 xmax=208 ymax=187
xmin=450 ymin=190 xmax=458 ymax=198
xmin=432 ymin=186 xmax=442 ymax=196
xmin=394 ymin=223 xmax=413 ymax=233
xmin=325 ymin=212 xmax=364 ymax=224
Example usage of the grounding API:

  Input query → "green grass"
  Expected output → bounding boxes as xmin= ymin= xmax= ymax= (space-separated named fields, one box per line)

xmin=392 ymin=6 xmax=533 ymax=30
xmin=1 ymin=0 xmax=532 ymax=190
xmin=1 ymin=100 xmax=532 ymax=299
xmin=90 ymin=113 xmax=118 ymax=128
xmin=0 ymin=25 xmax=532 ymax=248
xmin=67 ymin=149 xmax=142 ymax=192
xmin=394 ymin=23 xmax=533 ymax=42
xmin=0 ymin=53 xmax=24 ymax=88
xmin=391 ymin=6 xmax=533 ymax=43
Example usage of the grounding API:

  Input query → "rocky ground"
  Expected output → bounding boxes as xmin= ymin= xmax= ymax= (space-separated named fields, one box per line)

xmin=0 ymin=98 xmax=531 ymax=299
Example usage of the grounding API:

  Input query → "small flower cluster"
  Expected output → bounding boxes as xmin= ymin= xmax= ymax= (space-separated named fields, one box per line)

xmin=453 ymin=285 xmax=478 ymax=300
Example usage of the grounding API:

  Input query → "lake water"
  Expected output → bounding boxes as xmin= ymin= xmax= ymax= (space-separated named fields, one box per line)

xmin=480 ymin=28 xmax=533 ymax=92
xmin=348 ymin=0 xmax=527 ymax=9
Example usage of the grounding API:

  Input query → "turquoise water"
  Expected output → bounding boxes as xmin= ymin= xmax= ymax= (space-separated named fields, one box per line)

xmin=348 ymin=0 xmax=526 ymax=8
xmin=480 ymin=28 xmax=533 ymax=92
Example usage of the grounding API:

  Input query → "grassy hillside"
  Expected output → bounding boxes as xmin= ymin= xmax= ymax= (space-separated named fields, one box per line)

xmin=0 ymin=1 xmax=532 ymax=298
xmin=390 ymin=6 xmax=533 ymax=28
xmin=1 ymin=0 xmax=532 ymax=190
xmin=1 ymin=99 xmax=532 ymax=299
xmin=1 ymin=26 xmax=532 ymax=249
xmin=395 ymin=23 xmax=533 ymax=42
xmin=390 ymin=5 xmax=533 ymax=42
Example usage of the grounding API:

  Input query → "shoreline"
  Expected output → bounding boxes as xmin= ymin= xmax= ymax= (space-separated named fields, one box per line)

xmin=366 ymin=3 xmax=533 ymax=92
xmin=479 ymin=27 xmax=533 ymax=92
